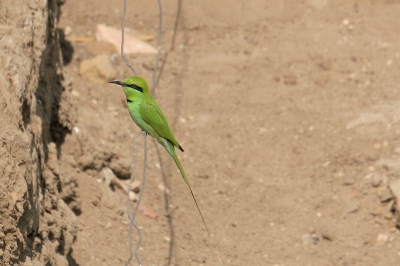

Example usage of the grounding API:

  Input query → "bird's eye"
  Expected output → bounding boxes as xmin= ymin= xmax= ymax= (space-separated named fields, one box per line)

xmin=128 ymin=84 xmax=143 ymax=92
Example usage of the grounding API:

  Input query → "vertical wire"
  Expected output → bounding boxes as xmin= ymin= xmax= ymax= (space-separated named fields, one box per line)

xmin=134 ymin=133 xmax=147 ymax=263
xmin=121 ymin=0 xmax=138 ymax=76
xmin=152 ymin=0 xmax=163 ymax=98
xmin=124 ymin=131 xmax=142 ymax=266
xmin=121 ymin=0 xmax=163 ymax=265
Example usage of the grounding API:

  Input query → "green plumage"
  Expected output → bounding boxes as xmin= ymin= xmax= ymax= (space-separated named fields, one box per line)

xmin=109 ymin=76 xmax=209 ymax=236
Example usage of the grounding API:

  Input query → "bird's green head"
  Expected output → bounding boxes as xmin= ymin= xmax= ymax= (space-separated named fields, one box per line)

xmin=109 ymin=76 xmax=150 ymax=101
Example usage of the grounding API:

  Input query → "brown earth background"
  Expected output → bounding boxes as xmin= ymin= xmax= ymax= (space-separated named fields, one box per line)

xmin=2 ymin=0 xmax=400 ymax=265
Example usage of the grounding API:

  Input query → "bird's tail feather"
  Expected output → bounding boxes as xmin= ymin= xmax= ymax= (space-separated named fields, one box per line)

xmin=170 ymin=150 xmax=210 ymax=237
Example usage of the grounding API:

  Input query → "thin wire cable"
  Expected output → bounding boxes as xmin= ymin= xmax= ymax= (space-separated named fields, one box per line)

xmin=153 ymin=0 xmax=181 ymax=89
xmin=152 ymin=0 xmax=163 ymax=98
xmin=124 ymin=133 xmax=148 ymax=266
xmin=120 ymin=0 xmax=163 ymax=265
xmin=124 ymin=131 xmax=143 ymax=266
xmin=135 ymin=133 xmax=147 ymax=261
xmin=121 ymin=0 xmax=137 ymax=76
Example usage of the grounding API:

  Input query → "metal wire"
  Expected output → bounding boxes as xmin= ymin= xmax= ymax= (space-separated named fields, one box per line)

xmin=121 ymin=0 xmax=138 ymax=76
xmin=152 ymin=0 xmax=163 ymax=98
xmin=124 ymin=132 xmax=148 ymax=266
xmin=120 ymin=0 xmax=164 ymax=264
xmin=124 ymin=131 xmax=143 ymax=266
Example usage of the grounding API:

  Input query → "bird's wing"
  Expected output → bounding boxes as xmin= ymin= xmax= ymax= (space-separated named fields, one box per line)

xmin=140 ymin=100 xmax=181 ymax=148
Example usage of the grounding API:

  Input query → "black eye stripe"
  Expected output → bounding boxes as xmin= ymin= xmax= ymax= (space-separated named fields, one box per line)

xmin=128 ymin=84 xmax=143 ymax=92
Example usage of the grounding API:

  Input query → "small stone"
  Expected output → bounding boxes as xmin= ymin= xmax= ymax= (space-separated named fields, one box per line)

xmin=376 ymin=159 xmax=400 ymax=175
xmin=96 ymin=24 xmax=157 ymax=54
xmin=80 ymin=54 xmax=116 ymax=83
xmin=139 ymin=204 xmax=158 ymax=219
xmin=64 ymin=26 xmax=72 ymax=36
xmin=78 ymin=155 xmax=94 ymax=170
xmin=157 ymin=184 xmax=170 ymax=194
xmin=389 ymin=180 xmax=400 ymax=225
xmin=365 ymin=153 xmax=379 ymax=161
xmin=54 ymin=254 xmax=69 ymax=266
xmin=302 ymin=234 xmax=319 ymax=245
xmin=389 ymin=180 xmax=400 ymax=202
xmin=129 ymin=191 xmax=138 ymax=202
xmin=322 ymin=161 xmax=330 ymax=167
xmin=343 ymin=178 xmax=355 ymax=186
xmin=109 ymin=158 xmax=131 ymax=180
xmin=258 ymin=127 xmax=267 ymax=135
xmin=337 ymin=171 xmax=345 ymax=178
xmin=377 ymin=234 xmax=388 ymax=244
xmin=371 ymin=172 xmax=382 ymax=187
xmin=130 ymin=180 xmax=141 ymax=193
xmin=8 ymin=192 xmax=17 ymax=211
xmin=384 ymin=211 xmax=393 ymax=220
xmin=346 ymin=113 xmax=387 ymax=130
xmin=320 ymin=231 xmax=334 ymax=241
xmin=377 ymin=187 xmax=393 ymax=203
xmin=345 ymin=201 xmax=360 ymax=213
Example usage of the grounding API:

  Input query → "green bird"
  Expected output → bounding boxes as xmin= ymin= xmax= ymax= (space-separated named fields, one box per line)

xmin=109 ymin=76 xmax=209 ymax=236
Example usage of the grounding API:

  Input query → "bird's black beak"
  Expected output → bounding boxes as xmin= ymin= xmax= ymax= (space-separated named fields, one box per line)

xmin=109 ymin=80 xmax=124 ymax=86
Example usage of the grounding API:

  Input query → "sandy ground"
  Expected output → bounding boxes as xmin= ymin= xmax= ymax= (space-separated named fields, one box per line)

xmin=52 ymin=0 xmax=400 ymax=265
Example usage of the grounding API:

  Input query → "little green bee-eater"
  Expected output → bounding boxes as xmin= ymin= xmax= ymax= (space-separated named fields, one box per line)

xmin=109 ymin=76 xmax=209 ymax=236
